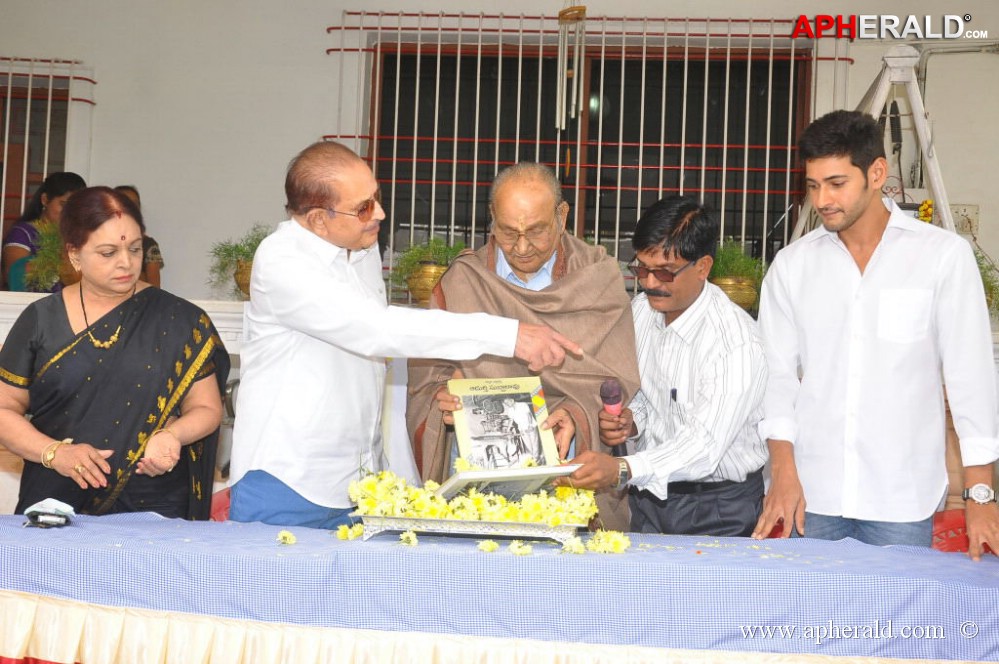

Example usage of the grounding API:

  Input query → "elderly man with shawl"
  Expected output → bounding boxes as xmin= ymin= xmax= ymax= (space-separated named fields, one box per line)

xmin=406 ymin=162 xmax=640 ymax=530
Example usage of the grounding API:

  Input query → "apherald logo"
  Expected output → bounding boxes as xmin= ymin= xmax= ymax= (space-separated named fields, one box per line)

xmin=790 ymin=14 xmax=987 ymax=40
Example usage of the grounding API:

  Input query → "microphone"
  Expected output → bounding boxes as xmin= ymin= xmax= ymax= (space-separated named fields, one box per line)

xmin=600 ymin=378 xmax=626 ymax=457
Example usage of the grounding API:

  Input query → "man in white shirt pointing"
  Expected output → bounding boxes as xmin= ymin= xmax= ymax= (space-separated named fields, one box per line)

xmin=752 ymin=110 xmax=999 ymax=560
xmin=229 ymin=141 xmax=582 ymax=529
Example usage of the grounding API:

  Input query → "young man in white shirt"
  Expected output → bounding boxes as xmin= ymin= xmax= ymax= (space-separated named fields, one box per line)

xmin=228 ymin=141 xmax=582 ymax=529
xmin=562 ymin=196 xmax=769 ymax=536
xmin=752 ymin=110 xmax=999 ymax=559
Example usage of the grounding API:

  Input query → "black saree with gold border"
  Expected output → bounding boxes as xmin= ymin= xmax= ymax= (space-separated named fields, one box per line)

xmin=0 ymin=287 xmax=229 ymax=519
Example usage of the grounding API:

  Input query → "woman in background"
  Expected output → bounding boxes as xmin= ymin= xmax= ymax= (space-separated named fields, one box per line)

xmin=2 ymin=171 xmax=86 ymax=291
xmin=0 ymin=187 xmax=229 ymax=518
xmin=114 ymin=185 xmax=165 ymax=287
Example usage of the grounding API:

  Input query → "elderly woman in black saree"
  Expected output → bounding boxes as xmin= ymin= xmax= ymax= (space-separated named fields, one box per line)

xmin=0 ymin=186 xmax=229 ymax=519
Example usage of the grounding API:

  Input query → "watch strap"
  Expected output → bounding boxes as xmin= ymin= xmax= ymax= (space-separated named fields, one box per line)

xmin=614 ymin=459 xmax=630 ymax=489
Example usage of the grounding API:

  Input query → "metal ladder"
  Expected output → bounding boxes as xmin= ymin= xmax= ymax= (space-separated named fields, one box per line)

xmin=791 ymin=45 xmax=955 ymax=241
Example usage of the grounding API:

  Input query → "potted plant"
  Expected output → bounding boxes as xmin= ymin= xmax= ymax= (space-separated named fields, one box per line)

xmin=23 ymin=221 xmax=78 ymax=292
xmin=391 ymin=237 xmax=466 ymax=306
xmin=709 ymin=240 xmax=767 ymax=311
xmin=208 ymin=223 xmax=273 ymax=299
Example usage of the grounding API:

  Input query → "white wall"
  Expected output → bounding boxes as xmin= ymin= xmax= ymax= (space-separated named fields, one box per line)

xmin=2 ymin=0 xmax=998 ymax=298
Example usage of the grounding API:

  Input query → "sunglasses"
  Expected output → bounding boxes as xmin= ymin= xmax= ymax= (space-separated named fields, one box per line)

xmin=314 ymin=188 xmax=382 ymax=223
xmin=628 ymin=259 xmax=695 ymax=283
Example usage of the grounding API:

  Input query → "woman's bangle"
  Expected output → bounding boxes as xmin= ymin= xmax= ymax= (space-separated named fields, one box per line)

xmin=40 ymin=438 xmax=73 ymax=469
xmin=150 ymin=428 xmax=181 ymax=444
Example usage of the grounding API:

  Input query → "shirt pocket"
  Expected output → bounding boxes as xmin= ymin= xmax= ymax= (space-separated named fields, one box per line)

xmin=877 ymin=288 xmax=932 ymax=343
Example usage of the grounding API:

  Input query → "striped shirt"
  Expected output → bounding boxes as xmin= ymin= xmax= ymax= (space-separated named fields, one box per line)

xmin=625 ymin=281 xmax=768 ymax=498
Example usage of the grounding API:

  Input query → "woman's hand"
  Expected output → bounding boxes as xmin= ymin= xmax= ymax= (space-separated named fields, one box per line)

xmin=137 ymin=374 xmax=225 ymax=477
xmin=51 ymin=443 xmax=114 ymax=489
xmin=137 ymin=429 xmax=181 ymax=476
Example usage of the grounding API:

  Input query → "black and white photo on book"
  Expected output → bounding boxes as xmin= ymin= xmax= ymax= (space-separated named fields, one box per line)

xmin=447 ymin=376 xmax=560 ymax=470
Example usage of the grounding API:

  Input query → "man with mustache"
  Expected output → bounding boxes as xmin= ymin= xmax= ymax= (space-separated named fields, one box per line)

xmin=229 ymin=142 xmax=582 ymax=529
xmin=562 ymin=195 xmax=769 ymax=537
xmin=752 ymin=110 xmax=999 ymax=560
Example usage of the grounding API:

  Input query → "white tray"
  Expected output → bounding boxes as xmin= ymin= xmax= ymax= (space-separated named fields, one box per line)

xmin=354 ymin=513 xmax=584 ymax=545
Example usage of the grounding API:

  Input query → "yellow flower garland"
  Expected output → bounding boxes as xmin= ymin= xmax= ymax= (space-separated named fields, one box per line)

xmin=335 ymin=523 xmax=365 ymax=540
xmin=347 ymin=470 xmax=599 ymax=527
xmin=477 ymin=539 xmax=500 ymax=552
xmin=508 ymin=540 xmax=533 ymax=555
xmin=917 ymin=199 xmax=934 ymax=223
xmin=586 ymin=529 xmax=632 ymax=554
xmin=345 ymin=470 xmax=632 ymax=555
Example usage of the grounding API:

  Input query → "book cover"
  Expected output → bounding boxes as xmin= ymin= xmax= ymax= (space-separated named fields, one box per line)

xmin=447 ymin=376 xmax=560 ymax=470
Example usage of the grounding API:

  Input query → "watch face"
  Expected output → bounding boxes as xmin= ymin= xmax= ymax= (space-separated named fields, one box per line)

xmin=971 ymin=484 xmax=994 ymax=503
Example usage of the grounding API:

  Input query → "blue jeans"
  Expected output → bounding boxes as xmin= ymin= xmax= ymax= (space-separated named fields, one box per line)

xmin=229 ymin=470 xmax=356 ymax=530
xmin=797 ymin=512 xmax=933 ymax=547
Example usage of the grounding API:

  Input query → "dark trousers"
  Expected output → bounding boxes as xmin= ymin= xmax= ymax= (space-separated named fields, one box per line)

xmin=629 ymin=468 xmax=764 ymax=537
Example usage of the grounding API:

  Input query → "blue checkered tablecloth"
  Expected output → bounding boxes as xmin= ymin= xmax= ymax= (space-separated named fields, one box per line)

xmin=1 ymin=513 xmax=997 ymax=660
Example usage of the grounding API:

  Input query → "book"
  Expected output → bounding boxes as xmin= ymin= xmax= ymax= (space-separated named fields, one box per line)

xmin=447 ymin=376 xmax=560 ymax=470
xmin=435 ymin=464 xmax=582 ymax=501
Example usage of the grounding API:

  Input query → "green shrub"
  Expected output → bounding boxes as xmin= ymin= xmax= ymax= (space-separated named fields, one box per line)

xmin=208 ymin=223 xmax=273 ymax=296
xmin=709 ymin=240 xmax=766 ymax=285
xmin=391 ymin=237 xmax=465 ymax=288
xmin=24 ymin=222 xmax=64 ymax=291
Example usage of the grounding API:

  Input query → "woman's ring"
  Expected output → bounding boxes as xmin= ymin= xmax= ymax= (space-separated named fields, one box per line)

xmin=74 ymin=464 xmax=85 ymax=474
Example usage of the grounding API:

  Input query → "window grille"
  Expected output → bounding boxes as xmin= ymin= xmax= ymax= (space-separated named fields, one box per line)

xmin=0 ymin=57 xmax=95 ymax=251
xmin=326 ymin=13 xmax=848 ymax=296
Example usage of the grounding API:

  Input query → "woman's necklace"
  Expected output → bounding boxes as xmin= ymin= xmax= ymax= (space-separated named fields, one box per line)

xmin=79 ymin=283 xmax=135 ymax=349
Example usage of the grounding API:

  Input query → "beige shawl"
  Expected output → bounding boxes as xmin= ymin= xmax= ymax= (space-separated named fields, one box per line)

xmin=406 ymin=234 xmax=640 ymax=529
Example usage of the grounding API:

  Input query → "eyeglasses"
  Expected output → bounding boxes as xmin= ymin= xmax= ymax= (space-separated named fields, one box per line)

xmin=313 ymin=188 xmax=382 ymax=223
xmin=492 ymin=217 xmax=559 ymax=246
xmin=628 ymin=260 xmax=695 ymax=283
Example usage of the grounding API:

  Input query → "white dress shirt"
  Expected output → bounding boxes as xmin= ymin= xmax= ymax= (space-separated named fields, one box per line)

xmin=758 ymin=199 xmax=999 ymax=522
xmin=231 ymin=221 xmax=517 ymax=508
xmin=626 ymin=282 xmax=769 ymax=498
xmin=495 ymin=246 xmax=557 ymax=290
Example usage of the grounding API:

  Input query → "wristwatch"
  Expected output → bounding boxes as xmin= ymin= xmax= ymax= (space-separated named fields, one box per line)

xmin=962 ymin=483 xmax=997 ymax=505
xmin=613 ymin=459 xmax=630 ymax=489
xmin=41 ymin=446 xmax=60 ymax=468
xmin=40 ymin=438 xmax=72 ymax=469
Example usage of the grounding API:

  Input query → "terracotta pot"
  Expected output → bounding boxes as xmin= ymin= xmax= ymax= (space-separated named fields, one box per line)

xmin=710 ymin=276 xmax=757 ymax=311
xmin=406 ymin=264 xmax=448 ymax=307
xmin=234 ymin=259 xmax=253 ymax=299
